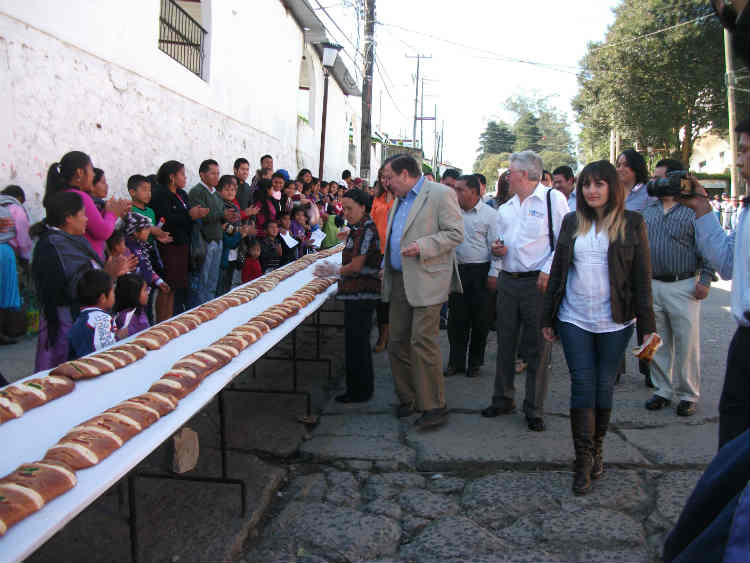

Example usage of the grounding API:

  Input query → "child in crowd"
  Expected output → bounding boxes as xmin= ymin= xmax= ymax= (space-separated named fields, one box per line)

xmin=260 ymin=220 xmax=283 ymax=272
xmin=333 ymin=188 xmax=344 ymax=215
xmin=290 ymin=207 xmax=313 ymax=258
xmin=105 ymin=229 xmax=128 ymax=260
xmin=321 ymin=203 xmax=340 ymax=249
xmin=217 ymin=175 xmax=248 ymax=295
xmin=91 ymin=168 xmax=108 ymax=216
xmin=128 ymin=175 xmax=157 ymax=232
xmin=124 ymin=212 xmax=170 ymax=294
xmin=241 ymin=238 xmax=263 ymax=282
xmin=113 ymin=273 xmax=151 ymax=337
xmin=277 ymin=213 xmax=298 ymax=266
xmin=68 ymin=269 xmax=127 ymax=359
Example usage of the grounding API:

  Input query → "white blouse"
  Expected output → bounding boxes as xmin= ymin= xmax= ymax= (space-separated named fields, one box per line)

xmin=557 ymin=223 xmax=635 ymax=334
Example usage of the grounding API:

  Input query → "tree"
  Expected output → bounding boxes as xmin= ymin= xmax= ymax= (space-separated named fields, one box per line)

xmin=473 ymin=152 xmax=511 ymax=190
xmin=477 ymin=121 xmax=515 ymax=157
xmin=512 ymin=112 xmax=544 ymax=153
xmin=573 ymin=0 xmax=747 ymax=164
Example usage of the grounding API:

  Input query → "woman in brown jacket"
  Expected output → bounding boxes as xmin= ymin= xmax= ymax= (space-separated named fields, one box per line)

xmin=541 ymin=160 xmax=657 ymax=495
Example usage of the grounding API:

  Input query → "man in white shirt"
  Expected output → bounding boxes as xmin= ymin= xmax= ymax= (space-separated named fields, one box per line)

xmin=552 ymin=165 xmax=577 ymax=212
xmin=445 ymin=175 xmax=497 ymax=378
xmin=482 ymin=151 xmax=569 ymax=431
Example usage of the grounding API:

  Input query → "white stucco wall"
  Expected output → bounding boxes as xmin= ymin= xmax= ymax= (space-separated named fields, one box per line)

xmin=0 ymin=0 xmax=360 ymax=220
xmin=689 ymin=132 xmax=732 ymax=175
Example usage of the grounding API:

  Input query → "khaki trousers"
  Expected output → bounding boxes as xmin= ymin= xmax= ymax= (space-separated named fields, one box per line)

xmin=651 ymin=278 xmax=702 ymax=402
xmin=387 ymin=271 xmax=445 ymax=411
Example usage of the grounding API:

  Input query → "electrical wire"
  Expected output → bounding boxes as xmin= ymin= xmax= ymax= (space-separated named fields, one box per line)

xmin=589 ymin=14 xmax=712 ymax=51
xmin=373 ymin=54 xmax=407 ymax=118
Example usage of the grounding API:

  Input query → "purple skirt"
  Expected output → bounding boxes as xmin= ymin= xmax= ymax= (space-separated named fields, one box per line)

xmin=35 ymin=307 xmax=73 ymax=372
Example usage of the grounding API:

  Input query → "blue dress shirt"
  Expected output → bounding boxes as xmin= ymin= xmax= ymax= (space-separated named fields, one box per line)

xmin=389 ymin=176 xmax=425 ymax=272
xmin=695 ymin=206 xmax=749 ymax=327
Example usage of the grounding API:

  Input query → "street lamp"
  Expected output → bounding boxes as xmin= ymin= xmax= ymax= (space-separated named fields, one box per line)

xmin=318 ymin=42 xmax=342 ymax=180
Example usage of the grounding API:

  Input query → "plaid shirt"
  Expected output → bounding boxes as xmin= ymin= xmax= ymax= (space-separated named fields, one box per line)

xmin=338 ymin=215 xmax=382 ymax=300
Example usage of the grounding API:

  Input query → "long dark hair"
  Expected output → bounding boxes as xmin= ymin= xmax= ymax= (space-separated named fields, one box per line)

xmin=114 ymin=273 xmax=147 ymax=313
xmin=29 ymin=191 xmax=85 ymax=238
xmin=44 ymin=151 xmax=92 ymax=207
xmin=617 ymin=149 xmax=649 ymax=186
xmin=575 ymin=160 xmax=626 ymax=243
xmin=157 ymin=160 xmax=185 ymax=189
xmin=495 ymin=170 xmax=512 ymax=205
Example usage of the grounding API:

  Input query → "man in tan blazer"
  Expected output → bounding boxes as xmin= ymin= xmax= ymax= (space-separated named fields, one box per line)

xmin=381 ymin=155 xmax=464 ymax=429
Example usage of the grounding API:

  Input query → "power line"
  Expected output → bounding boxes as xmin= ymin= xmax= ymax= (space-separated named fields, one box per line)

xmin=589 ymin=14 xmax=712 ymax=52
xmin=377 ymin=20 xmax=581 ymax=73
xmin=373 ymin=54 xmax=407 ymax=118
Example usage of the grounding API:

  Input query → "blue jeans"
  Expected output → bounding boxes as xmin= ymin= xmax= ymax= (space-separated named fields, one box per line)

xmin=556 ymin=321 xmax=634 ymax=409
xmin=197 ymin=240 xmax=223 ymax=305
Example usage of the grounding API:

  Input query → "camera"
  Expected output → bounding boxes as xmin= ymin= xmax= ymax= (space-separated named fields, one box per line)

xmin=646 ymin=170 xmax=696 ymax=198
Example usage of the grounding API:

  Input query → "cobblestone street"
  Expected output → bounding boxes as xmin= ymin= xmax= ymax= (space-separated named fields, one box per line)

xmin=243 ymin=280 xmax=733 ymax=563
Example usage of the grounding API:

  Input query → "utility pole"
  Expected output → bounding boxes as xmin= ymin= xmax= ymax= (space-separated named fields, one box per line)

xmin=406 ymin=54 xmax=431 ymax=149
xmin=359 ymin=0 xmax=376 ymax=182
xmin=609 ymin=128 xmax=616 ymax=163
xmin=724 ymin=29 xmax=739 ymax=196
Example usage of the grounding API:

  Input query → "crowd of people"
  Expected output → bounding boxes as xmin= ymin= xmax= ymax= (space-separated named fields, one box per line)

xmin=0 ymin=151 xmax=377 ymax=376
xmin=318 ymin=117 xmax=748 ymax=501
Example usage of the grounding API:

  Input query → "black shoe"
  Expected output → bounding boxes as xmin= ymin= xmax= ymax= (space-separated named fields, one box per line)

xmin=481 ymin=403 xmax=516 ymax=417
xmin=414 ymin=407 xmax=449 ymax=430
xmin=526 ymin=417 xmax=546 ymax=432
xmin=645 ymin=395 xmax=671 ymax=410
xmin=676 ymin=401 xmax=697 ymax=417
xmin=467 ymin=366 xmax=481 ymax=378
xmin=396 ymin=403 xmax=417 ymax=418
xmin=335 ymin=394 xmax=370 ymax=404
xmin=443 ymin=365 xmax=464 ymax=377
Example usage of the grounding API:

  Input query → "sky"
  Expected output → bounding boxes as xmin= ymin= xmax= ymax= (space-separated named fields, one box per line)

xmin=313 ymin=0 xmax=622 ymax=171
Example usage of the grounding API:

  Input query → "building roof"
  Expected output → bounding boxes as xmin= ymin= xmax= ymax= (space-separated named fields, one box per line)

xmin=281 ymin=0 xmax=361 ymax=97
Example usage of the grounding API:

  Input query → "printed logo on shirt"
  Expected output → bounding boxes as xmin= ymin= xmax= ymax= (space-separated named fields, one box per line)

xmin=528 ymin=209 xmax=544 ymax=218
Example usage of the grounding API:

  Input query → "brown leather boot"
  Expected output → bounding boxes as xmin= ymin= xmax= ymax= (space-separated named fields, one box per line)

xmin=570 ymin=408 xmax=595 ymax=495
xmin=592 ymin=408 xmax=612 ymax=479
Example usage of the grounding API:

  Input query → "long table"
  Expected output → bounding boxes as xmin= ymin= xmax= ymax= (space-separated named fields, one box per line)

xmin=0 ymin=254 xmax=341 ymax=562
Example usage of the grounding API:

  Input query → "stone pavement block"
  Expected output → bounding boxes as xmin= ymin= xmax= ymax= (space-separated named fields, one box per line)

xmin=399 ymin=516 xmax=510 ymax=563
xmin=428 ymin=476 xmax=466 ymax=494
xmin=363 ymin=474 xmax=399 ymax=501
xmin=287 ymin=473 xmax=327 ymax=503
xmin=364 ymin=498 xmax=403 ymax=520
xmin=496 ymin=514 xmax=542 ymax=547
xmin=325 ymin=471 xmax=361 ymax=507
xmin=407 ymin=414 xmax=649 ymax=470
xmin=224 ymin=393 xmax=309 ymax=457
xmin=550 ymin=469 xmax=651 ymax=513
xmin=541 ymin=508 xmax=646 ymax=548
xmin=655 ymin=470 xmax=703 ymax=525
xmin=462 ymin=472 xmax=561 ymax=529
xmin=398 ymin=489 xmax=460 ymax=519
xmin=300 ymin=435 xmax=416 ymax=468
xmin=570 ymin=547 xmax=653 ymax=563
xmin=314 ymin=413 xmax=400 ymax=439
xmin=267 ymin=501 xmax=401 ymax=562
xmin=619 ymin=423 xmax=718 ymax=465
xmin=610 ymin=388 xmax=719 ymax=428
xmin=380 ymin=472 xmax=426 ymax=489
xmin=323 ymin=369 xmax=398 ymax=414
xmin=401 ymin=515 xmax=431 ymax=536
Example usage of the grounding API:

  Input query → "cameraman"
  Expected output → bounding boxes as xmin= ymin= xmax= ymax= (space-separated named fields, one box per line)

xmin=681 ymin=118 xmax=749 ymax=448
xmin=642 ymin=160 xmax=715 ymax=418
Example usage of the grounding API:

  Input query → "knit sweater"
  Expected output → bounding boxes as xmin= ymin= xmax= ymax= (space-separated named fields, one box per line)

xmin=188 ymin=183 xmax=225 ymax=242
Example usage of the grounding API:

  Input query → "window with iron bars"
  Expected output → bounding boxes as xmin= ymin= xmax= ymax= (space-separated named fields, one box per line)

xmin=158 ymin=0 xmax=207 ymax=79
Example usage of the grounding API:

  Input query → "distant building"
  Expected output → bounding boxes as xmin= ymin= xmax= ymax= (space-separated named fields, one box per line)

xmin=0 ymin=0 xmax=370 ymax=219
xmin=689 ymin=131 xmax=732 ymax=175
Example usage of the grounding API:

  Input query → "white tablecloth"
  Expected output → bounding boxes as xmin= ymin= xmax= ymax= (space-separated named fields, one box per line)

xmin=0 ymin=255 xmax=341 ymax=562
